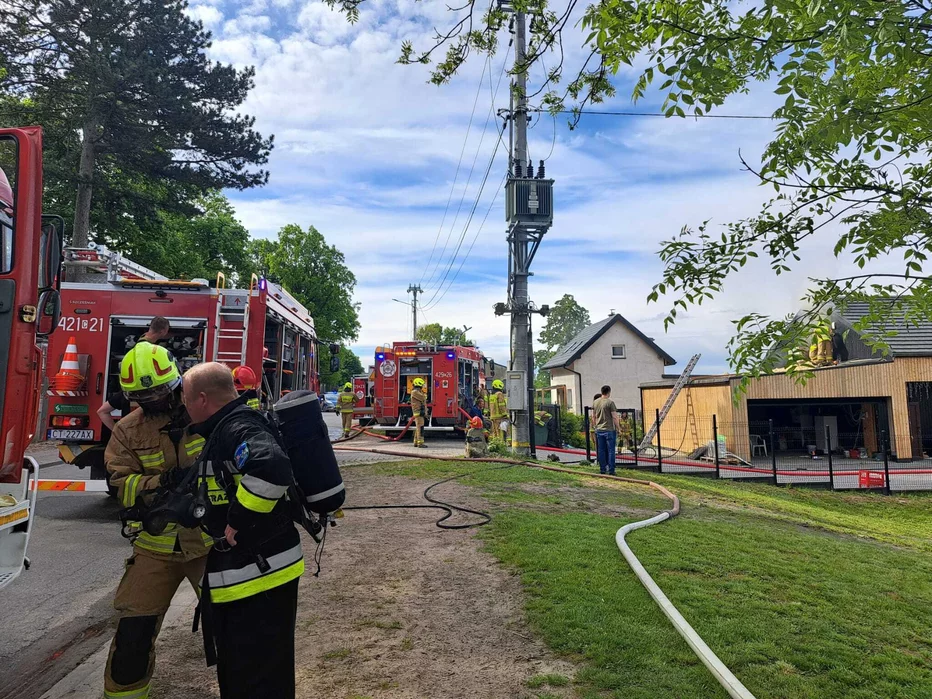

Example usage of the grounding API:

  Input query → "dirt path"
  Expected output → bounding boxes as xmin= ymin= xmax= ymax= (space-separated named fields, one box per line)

xmin=153 ymin=464 xmax=577 ymax=698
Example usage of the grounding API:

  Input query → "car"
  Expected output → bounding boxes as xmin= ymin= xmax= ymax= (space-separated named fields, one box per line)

xmin=322 ymin=392 xmax=338 ymax=412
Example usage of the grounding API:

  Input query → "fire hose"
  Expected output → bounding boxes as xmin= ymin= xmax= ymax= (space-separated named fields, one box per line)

xmin=332 ymin=444 xmax=756 ymax=699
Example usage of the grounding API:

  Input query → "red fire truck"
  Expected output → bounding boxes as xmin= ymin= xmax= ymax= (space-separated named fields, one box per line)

xmin=0 ymin=127 xmax=65 ymax=589
xmin=45 ymin=247 xmax=330 ymax=486
xmin=370 ymin=341 xmax=488 ymax=431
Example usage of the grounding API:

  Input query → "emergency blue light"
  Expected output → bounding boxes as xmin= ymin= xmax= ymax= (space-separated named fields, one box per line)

xmin=258 ymin=278 xmax=267 ymax=290
xmin=446 ymin=351 xmax=455 ymax=359
xmin=376 ymin=353 xmax=385 ymax=361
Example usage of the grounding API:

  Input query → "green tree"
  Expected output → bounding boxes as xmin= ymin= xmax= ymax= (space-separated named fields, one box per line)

xmin=539 ymin=295 xmax=591 ymax=352
xmin=250 ymin=224 xmax=361 ymax=343
xmin=321 ymin=346 xmax=365 ymax=390
xmin=335 ymin=0 xmax=932 ymax=386
xmin=415 ymin=322 xmax=474 ymax=346
xmin=0 ymin=0 xmax=272 ymax=249
xmin=534 ymin=348 xmax=555 ymax=388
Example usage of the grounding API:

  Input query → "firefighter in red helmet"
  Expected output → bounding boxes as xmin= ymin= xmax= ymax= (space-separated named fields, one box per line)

xmin=232 ymin=366 xmax=260 ymax=410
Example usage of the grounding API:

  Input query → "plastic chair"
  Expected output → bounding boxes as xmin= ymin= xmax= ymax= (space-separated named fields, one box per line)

xmin=750 ymin=434 xmax=768 ymax=457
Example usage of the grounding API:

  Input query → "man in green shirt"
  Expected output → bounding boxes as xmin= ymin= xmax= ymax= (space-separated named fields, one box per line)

xmin=592 ymin=385 xmax=619 ymax=474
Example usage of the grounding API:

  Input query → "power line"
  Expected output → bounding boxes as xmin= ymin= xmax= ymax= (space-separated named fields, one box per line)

xmin=421 ymin=123 xmax=506 ymax=310
xmin=424 ymin=54 xmax=510 ymax=292
xmin=419 ymin=50 xmax=492 ymax=287
xmin=421 ymin=173 xmax=506 ymax=312
xmin=534 ymin=108 xmax=774 ymax=120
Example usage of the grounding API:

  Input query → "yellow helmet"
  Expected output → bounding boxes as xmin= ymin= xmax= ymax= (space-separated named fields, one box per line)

xmin=412 ymin=377 xmax=426 ymax=388
xmin=120 ymin=342 xmax=181 ymax=399
xmin=343 ymin=382 xmax=353 ymax=390
xmin=492 ymin=379 xmax=504 ymax=390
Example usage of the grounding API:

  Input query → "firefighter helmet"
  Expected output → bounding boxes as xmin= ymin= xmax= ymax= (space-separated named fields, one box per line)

xmin=492 ymin=379 xmax=504 ymax=390
xmin=469 ymin=416 xmax=483 ymax=430
xmin=120 ymin=342 xmax=181 ymax=402
xmin=232 ymin=365 xmax=259 ymax=391
xmin=343 ymin=382 xmax=353 ymax=391
xmin=412 ymin=377 xmax=426 ymax=388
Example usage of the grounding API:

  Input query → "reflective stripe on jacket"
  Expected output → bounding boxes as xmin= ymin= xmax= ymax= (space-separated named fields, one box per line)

xmin=105 ymin=409 xmax=212 ymax=559
xmin=490 ymin=391 xmax=508 ymax=420
xmin=337 ymin=391 xmax=355 ymax=413
xmin=192 ymin=398 xmax=303 ymax=604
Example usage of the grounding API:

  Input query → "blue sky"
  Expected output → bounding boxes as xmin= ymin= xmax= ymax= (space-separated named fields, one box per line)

xmin=187 ymin=0 xmax=869 ymax=375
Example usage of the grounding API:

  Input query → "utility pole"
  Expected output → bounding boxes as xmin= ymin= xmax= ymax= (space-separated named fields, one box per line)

xmin=495 ymin=1 xmax=554 ymax=456
xmin=407 ymin=284 xmax=422 ymax=340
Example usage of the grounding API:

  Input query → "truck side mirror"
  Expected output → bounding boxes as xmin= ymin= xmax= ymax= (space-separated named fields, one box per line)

xmin=37 ymin=288 xmax=60 ymax=337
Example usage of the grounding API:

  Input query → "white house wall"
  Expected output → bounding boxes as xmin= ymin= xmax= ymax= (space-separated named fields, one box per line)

xmin=554 ymin=320 xmax=668 ymax=413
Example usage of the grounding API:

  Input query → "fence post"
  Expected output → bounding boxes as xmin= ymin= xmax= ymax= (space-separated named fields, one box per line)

xmin=769 ymin=418 xmax=778 ymax=485
xmin=825 ymin=425 xmax=835 ymax=489
xmin=656 ymin=408 xmax=663 ymax=473
xmin=584 ymin=407 xmax=592 ymax=464
xmin=633 ymin=411 xmax=639 ymax=467
xmin=882 ymin=429 xmax=891 ymax=495
xmin=712 ymin=414 xmax=720 ymax=479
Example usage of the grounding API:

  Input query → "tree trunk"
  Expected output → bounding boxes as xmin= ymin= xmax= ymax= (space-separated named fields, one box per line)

xmin=71 ymin=116 xmax=99 ymax=250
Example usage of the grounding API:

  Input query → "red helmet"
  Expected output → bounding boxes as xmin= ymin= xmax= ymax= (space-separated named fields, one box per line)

xmin=232 ymin=365 xmax=258 ymax=391
xmin=469 ymin=416 xmax=483 ymax=430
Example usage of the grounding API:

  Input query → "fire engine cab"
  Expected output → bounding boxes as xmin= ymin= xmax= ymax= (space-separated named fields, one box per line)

xmin=371 ymin=342 xmax=487 ymax=430
xmin=45 ymin=246 xmax=325 ymax=486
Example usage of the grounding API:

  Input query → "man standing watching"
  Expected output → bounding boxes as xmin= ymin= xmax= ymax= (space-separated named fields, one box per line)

xmin=183 ymin=362 xmax=303 ymax=699
xmin=593 ymin=385 xmax=620 ymax=475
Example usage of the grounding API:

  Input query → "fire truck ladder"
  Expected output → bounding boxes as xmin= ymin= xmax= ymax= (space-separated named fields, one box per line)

xmin=638 ymin=353 xmax=701 ymax=452
xmin=211 ymin=273 xmax=255 ymax=368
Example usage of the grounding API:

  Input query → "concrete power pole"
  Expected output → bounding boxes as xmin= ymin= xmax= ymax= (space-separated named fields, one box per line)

xmin=497 ymin=2 xmax=554 ymax=456
xmin=407 ymin=284 xmax=422 ymax=340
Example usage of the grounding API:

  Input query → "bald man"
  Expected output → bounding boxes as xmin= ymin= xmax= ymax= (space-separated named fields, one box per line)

xmin=184 ymin=362 xmax=303 ymax=699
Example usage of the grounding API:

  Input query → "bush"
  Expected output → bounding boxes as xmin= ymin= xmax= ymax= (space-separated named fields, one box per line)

xmin=488 ymin=437 xmax=511 ymax=456
xmin=559 ymin=409 xmax=586 ymax=448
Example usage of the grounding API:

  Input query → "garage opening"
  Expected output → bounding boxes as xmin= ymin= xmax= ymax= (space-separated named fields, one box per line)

xmin=747 ymin=398 xmax=889 ymax=457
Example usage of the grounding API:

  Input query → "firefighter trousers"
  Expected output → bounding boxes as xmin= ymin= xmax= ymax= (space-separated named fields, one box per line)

xmin=413 ymin=416 xmax=425 ymax=446
xmin=213 ymin=578 xmax=299 ymax=699
xmin=341 ymin=411 xmax=353 ymax=435
xmin=104 ymin=552 xmax=207 ymax=699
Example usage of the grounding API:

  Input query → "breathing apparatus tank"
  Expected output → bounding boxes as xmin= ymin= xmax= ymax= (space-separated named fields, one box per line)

xmin=273 ymin=390 xmax=346 ymax=514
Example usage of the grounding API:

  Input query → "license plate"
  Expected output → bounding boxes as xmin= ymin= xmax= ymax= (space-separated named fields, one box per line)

xmin=48 ymin=429 xmax=94 ymax=440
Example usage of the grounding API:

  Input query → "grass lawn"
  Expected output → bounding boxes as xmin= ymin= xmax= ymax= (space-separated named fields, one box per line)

xmin=358 ymin=458 xmax=932 ymax=698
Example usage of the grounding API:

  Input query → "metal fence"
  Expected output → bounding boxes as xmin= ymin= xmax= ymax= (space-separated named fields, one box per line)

xmin=593 ymin=412 xmax=932 ymax=494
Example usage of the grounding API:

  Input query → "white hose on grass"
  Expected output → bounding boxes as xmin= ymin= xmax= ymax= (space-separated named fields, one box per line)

xmin=616 ymin=514 xmax=757 ymax=699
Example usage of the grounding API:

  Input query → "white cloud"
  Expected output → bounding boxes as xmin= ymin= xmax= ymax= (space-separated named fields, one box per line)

xmin=205 ymin=0 xmax=887 ymax=377
xmin=186 ymin=3 xmax=223 ymax=27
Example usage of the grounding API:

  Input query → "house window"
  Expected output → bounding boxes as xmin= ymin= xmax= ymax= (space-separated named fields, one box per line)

xmin=612 ymin=345 xmax=626 ymax=359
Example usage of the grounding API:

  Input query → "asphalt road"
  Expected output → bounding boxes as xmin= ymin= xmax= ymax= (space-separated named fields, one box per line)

xmin=0 ymin=413 xmax=393 ymax=699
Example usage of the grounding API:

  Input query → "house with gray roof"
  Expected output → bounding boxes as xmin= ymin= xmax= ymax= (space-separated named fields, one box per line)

xmin=543 ymin=313 xmax=676 ymax=414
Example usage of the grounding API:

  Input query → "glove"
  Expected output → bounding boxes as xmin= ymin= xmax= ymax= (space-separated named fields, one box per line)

xmin=160 ymin=466 xmax=193 ymax=491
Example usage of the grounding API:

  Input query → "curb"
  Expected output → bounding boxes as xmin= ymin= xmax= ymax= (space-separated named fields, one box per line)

xmin=40 ymin=585 xmax=199 ymax=699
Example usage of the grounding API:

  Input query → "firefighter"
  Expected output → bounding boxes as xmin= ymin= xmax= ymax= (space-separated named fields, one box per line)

xmin=534 ymin=408 xmax=553 ymax=427
xmin=410 ymin=377 xmax=427 ymax=447
xmin=465 ymin=416 xmax=488 ymax=458
xmin=337 ymin=382 xmax=355 ymax=437
xmin=232 ymin=365 xmax=261 ymax=410
xmin=183 ymin=362 xmax=303 ymax=699
xmin=103 ymin=342 xmax=211 ymax=699
xmin=489 ymin=379 xmax=508 ymax=441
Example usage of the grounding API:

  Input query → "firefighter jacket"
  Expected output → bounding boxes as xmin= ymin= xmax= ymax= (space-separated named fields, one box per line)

xmin=105 ymin=408 xmax=212 ymax=559
xmin=410 ymin=388 xmax=427 ymax=418
xmin=337 ymin=390 xmax=355 ymax=414
xmin=535 ymin=410 xmax=552 ymax=427
xmin=490 ymin=390 xmax=508 ymax=420
xmin=192 ymin=397 xmax=303 ymax=604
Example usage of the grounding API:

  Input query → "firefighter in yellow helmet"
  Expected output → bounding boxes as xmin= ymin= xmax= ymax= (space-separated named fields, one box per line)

xmin=410 ymin=377 xmax=428 ymax=447
xmin=489 ymin=379 xmax=508 ymax=440
xmin=103 ymin=342 xmax=210 ymax=699
xmin=338 ymin=381 xmax=356 ymax=437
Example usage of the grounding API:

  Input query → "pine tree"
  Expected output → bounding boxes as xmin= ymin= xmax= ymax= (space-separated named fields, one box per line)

xmin=0 ymin=0 xmax=272 ymax=248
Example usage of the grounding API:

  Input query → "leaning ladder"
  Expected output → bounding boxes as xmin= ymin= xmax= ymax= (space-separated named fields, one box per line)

xmin=638 ymin=353 xmax=701 ymax=451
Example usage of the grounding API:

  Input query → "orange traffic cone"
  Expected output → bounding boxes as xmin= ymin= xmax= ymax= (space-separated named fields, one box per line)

xmin=50 ymin=336 xmax=83 ymax=392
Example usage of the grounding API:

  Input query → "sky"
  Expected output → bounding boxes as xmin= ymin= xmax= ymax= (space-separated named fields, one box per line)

xmin=187 ymin=0 xmax=873 ymax=375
